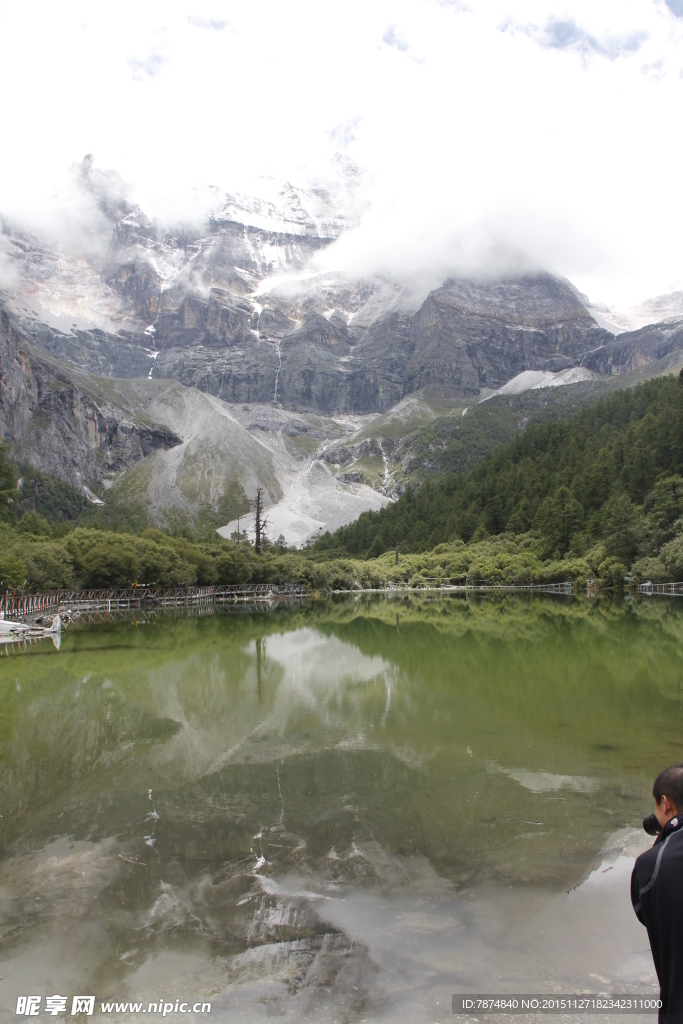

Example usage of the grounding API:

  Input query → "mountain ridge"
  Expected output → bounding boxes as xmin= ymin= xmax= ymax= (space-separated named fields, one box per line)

xmin=0 ymin=170 xmax=667 ymax=415
xmin=4 ymin=171 xmax=683 ymax=542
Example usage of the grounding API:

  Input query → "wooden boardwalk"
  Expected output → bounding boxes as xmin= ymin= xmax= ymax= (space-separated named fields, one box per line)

xmin=0 ymin=584 xmax=308 ymax=623
xmin=0 ymin=579 xmax=578 ymax=626
xmin=637 ymin=582 xmax=683 ymax=596
xmin=336 ymin=581 xmax=575 ymax=596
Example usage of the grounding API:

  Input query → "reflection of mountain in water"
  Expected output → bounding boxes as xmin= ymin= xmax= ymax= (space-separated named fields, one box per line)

xmin=0 ymin=596 xmax=677 ymax=1013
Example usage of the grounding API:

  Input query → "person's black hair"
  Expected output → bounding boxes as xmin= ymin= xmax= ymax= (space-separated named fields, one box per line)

xmin=653 ymin=764 xmax=683 ymax=810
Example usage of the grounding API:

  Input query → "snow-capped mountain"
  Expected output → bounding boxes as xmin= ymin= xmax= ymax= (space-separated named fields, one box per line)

xmin=4 ymin=157 xmax=682 ymax=417
xmin=3 ymin=159 xmax=683 ymax=542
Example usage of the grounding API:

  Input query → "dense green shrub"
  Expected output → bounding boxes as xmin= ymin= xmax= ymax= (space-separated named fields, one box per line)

xmin=214 ymin=548 xmax=252 ymax=585
xmin=0 ymin=551 xmax=25 ymax=589
xmin=20 ymin=542 xmax=75 ymax=590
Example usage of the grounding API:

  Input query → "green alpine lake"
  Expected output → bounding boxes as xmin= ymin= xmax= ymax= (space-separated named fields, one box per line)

xmin=1 ymin=593 xmax=680 ymax=1022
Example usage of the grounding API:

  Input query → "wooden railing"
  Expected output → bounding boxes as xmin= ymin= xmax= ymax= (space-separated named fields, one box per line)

xmin=346 ymin=581 xmax=574 ymax=595
xmin=0 ymin=591 xmax=61 ymax=619
xmin=0 ymin=584 xmax=308 ymax=622
xmin=637 ymin=582 xmax=683 ymax=596
xmin=1 ymin=579 xmax=578 ymax=623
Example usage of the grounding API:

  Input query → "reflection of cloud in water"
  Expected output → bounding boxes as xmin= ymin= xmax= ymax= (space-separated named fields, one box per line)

xmin=264 ymin=628 xmax=390 ymax=694
xmin=490 ymin=761 xmax=600 ymax=793
xmin=147 ymin=629 xmax=393 ymax=780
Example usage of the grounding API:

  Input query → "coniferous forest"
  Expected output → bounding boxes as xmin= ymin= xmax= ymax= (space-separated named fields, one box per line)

xmin=316 ymin=374 xmax=683 ymax=578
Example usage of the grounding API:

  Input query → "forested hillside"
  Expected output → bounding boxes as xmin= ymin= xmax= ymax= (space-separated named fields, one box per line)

xmin=384 ymin=379 xmax=611 ymax=483
xmin=3 ymin=374 xmax=683 ymax=592
xmin=317 ymin=374 xmax=683 ymax=578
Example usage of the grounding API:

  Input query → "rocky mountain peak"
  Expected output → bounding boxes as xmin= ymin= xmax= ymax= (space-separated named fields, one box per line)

xmin=3 ymin=174 xmax=683 ymax=422
xmin=436 ymin=273 xmax=596 ymax=329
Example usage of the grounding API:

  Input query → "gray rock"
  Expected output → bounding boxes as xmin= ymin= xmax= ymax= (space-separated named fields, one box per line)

xmin=0 ymin=306 xmax=181 ymax=490
xmin=282 ymin=419 xmax=325 ymax=439
xmin=149 ymin=274 xmax=616 ymax=413
xmin=583 ymin=317 xmax=683 ymax=375
xmin=4 ymin=169 xmax=683 ymax=421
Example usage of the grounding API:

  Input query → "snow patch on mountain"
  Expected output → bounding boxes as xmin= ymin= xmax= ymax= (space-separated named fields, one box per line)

xmin=209 ymin=167 xmax=366 ymax=240
xmin=587 ymin=291 xmax=683 ymax=334
xmin=480 ymin=366 xmax=596 ymax=402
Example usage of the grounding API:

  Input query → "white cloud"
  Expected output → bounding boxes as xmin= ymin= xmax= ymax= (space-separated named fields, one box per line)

xmin=0 ymin=0 xmax=682 ymax=306
xmin=126 ymin=52 xmax=168 ymax=80
xmin=505 ymin=15 xmax=648 ymax=59
xmin=382 ymin=25 xmax=410 ymax=52
xmin=187 ymin=15 xmax=230 ymax=31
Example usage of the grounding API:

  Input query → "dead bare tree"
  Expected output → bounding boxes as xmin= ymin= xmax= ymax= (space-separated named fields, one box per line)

xmin=252 ymin=485 xmax=269 ymax=554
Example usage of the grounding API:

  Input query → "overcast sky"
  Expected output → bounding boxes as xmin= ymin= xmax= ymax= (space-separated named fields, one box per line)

xmin=1 ymin=0 xmax=682 ymax=306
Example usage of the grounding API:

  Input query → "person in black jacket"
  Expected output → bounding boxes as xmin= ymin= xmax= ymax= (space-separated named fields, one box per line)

xmin=631 ymin=763 xmax=683 ymax=1023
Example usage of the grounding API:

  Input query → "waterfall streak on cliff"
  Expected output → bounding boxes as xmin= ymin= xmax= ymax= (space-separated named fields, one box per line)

xmin=273 ymin=339 xmax=282 ymax=403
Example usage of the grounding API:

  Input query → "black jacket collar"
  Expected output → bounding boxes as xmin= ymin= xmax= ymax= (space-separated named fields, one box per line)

xmin=656 ymin=814 xmax=683 ymax=844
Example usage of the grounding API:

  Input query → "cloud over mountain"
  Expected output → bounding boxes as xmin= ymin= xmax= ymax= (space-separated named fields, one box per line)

xmin=1 ymin=0 xmax=682 ymax=306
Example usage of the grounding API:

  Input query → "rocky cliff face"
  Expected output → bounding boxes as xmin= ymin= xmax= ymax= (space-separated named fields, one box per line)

xmin=583 ymin=317 xmax=683 ymax=376
xmin=0 ymin=307 xmax=181 ymax=490
xmin=403 ymin=275 xmax=609 ymax=394
xmin=141 ymin=272 xmax=615 ymax=413
xmin=3 ymin=163 xmax=683 ymax=422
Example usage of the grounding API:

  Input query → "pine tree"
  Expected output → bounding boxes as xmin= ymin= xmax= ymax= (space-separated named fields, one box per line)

xmin=252 ymin=485 xmax=269 ymax=554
